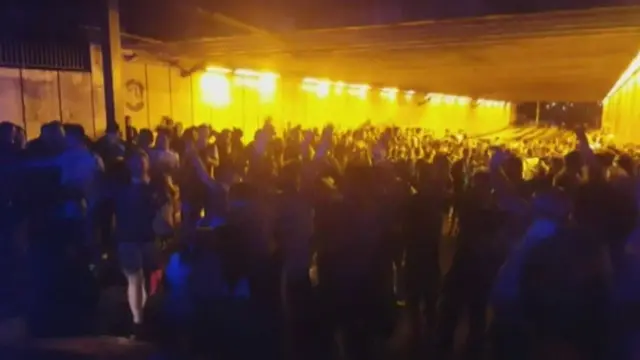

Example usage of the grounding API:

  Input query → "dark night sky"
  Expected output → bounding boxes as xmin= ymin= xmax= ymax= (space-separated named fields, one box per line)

xmin=0 ymin=0 xmax=635 ymax=41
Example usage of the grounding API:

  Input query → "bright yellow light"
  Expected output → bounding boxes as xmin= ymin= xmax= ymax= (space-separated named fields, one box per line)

xmin=405 ymin=90 xmax=415 ymax=101
xmin=380 ymin=87 xmax=398 ymax=101
xmin=302 ymin=78 xmax=331 ymax=98
xmin=256 ymin=73 xmax=278 ymax=102
xmin=477 ymin=99 xmax=507 ymax=107
xmin=234 ymin=68 xmax=262 ymax=77
xmin=200 ymin=71 xmax=231 ymax=107
xmin=206 ymin=66 xmax=231 ymax=74
xmin=426 ymin=93 xmax=470 ymax=104
xmin=604 ymin=51 xmax=640 ymax=101
xmin=234 ymin=77 xmax=254 ymax=87
xmin=334 ymin=81 xmax=345 ymax=95
xmin=347 ymin=84 xmax=369 ymax=99
xmin=235 ymin=69 xmax=279 ymax=102
xmin=317 ymin=82 xmax=330 ymax=98
xmin=425 ymin=93 xmax=443 ymax=103
xmin=301 ymin=78 xmax=318 ymax=89
xmin=425 ymin=93 xmax=471 ymax=105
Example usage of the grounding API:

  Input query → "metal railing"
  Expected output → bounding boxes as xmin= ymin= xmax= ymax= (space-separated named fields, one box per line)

xmin=0 ymin=40 xmax=91 ymax=71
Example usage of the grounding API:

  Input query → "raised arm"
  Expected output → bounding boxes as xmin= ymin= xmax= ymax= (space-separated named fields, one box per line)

xmin=574 ymin=126 xmax=603 ymax=181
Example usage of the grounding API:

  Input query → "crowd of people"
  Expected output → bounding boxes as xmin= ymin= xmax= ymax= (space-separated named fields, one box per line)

xmin=0 ymin=115 xmax=638 ymax=360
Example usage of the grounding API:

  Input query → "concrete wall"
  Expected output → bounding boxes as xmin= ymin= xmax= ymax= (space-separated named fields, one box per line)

xmin=112 ymin=58 xmax=513 ymax=138
xmin=0 ymin=68 xmax=98 ymax=139
xmin=0 ymin=44 xmax=513 ymax=139
xmin=110 ymin=48 xmax=513 ymax=138
xmin=602 ymin=52 xmax=640 ymax=144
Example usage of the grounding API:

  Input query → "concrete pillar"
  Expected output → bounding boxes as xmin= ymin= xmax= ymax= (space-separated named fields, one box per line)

xmin=100 ymin=0 xmax=124 ymax=132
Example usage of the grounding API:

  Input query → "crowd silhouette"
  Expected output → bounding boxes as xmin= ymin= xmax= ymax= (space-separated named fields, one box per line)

xmin=0 ymin=116 xmax=638 ymax=360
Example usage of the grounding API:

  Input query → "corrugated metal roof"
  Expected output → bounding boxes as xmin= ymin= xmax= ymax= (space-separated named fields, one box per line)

xmin=129 ymin=6 xmax=640 ymax=102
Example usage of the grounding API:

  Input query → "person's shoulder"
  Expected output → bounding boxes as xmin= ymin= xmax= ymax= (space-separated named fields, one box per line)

xmin=164 ymin=150 xmax=180 ymax=165
xmin=552 ymin=169 xmax=573 ymax=184
xmin=552 ymin=169 xmax=563 ymax=178
xmin=525 ymin=226 xmax=582 ymax=267
xmin=165 ymin=251 xmax=190 ymax=282
xmin=145 ymin=147 xmax=158 ymax=157
xmin=520 ymin=234 xmax=564 ymax=292
xmin=91 ymin=150 xmax=103 ymax=162
xmin=82 ymin=149 xmax=104 ymax=169
xmin=206 ymin=143 xmax=219 ymax=154
xmin=25 ymin=138 xmax=42 ymax=150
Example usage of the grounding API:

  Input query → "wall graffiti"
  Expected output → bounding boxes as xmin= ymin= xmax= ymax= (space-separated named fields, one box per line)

xmin=125 ymin=79 xmax=145 ymax=112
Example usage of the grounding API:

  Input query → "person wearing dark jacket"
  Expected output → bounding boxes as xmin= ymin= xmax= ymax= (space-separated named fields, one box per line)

xmin=115 ymin=149 xmax=168 ymax=338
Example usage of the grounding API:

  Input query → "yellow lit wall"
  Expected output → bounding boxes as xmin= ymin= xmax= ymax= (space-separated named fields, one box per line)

xmin=602 ymin=52 xmax=640 ymax=144
xmin=115 ymin=59 xmax=513 ymax=138
xmin=419 ymin=94 xmax=512 ymax=137
xmin=470 ymin=99 xmax=514 ymax=135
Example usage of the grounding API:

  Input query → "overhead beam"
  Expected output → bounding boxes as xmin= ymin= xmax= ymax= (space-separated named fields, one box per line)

xmin=132 ymin=5 xmax=640 ymax=49
xmin=122 ymin=6 xmax=640 ymax=102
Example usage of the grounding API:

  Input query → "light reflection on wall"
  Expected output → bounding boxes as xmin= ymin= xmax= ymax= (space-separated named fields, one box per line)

xmin=422 ymin=93 xmax=511 ymax=136
xmin=380 ymin=87 xmax=398 ymax=101
xmin=200 ymin=67 xmax=231 ymax=108
xmin=195 ymin=67 xmax=512 ymax=136
xmin=404 ymin=90 xmax=415 ymax=101
xmin=602 ymin=51 xmax=640 ymax=143
xmin=234 ymin=69 xmax=279 ymax=103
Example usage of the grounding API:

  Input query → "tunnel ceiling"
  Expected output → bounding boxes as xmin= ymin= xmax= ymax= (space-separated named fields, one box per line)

xmin=130 ymin=6 xmax=640 ymax=102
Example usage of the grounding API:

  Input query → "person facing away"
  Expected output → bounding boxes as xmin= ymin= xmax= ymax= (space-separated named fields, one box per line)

xmin=148 ymin=128 xmax=180 ymax=179
xmin=275 ymin=160 xmax=314 ymax=289
xmin=404 ymin=161 xmax=447 ymax=339
xmin=518 ymin=174 xmax=639 ymax=360
xmin=553 ymin=150 xmax=583 ymax=198
xmin=137 ymin=129 xmax=154 ymax=154
xmin=57 ymin=124 xmax=104 ymax=223
xmin=114 ymin=149 xmax=168 ymax=338
xmin=319 ymin=164 xmax=396 ymax=360
xmin=93 ymin=123 xmax=126 ymax=164
xmin=25 ymin=121 xmax=66 ymax=158
xmin=180 ymin=127 xmax=219 ymax=226
xmin=273 ymin=160 xmax=316 ymax=358
xmin=436 ymin=169 xmax=504 ymax=360
xmin=489 ymin=188 xmax=571 ymax=360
